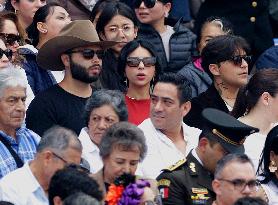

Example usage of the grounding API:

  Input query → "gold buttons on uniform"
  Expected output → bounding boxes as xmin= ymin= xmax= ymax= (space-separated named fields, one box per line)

xmin=252 ymin=1 xmax=257 ymax=7
xmin=250 ymin=17 xmax=256 ymax=22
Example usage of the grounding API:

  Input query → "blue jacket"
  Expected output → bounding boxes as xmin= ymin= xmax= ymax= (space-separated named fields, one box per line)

xmin=21 ymin=48 xmax=56 ymax=96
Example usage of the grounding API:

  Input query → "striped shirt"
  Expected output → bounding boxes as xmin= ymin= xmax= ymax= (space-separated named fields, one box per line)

xmin=0 ymin=127 xmax=40 ymax=178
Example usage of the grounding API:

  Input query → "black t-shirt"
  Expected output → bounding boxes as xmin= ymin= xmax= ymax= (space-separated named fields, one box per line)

xmin=26 ymin=84 xmax=89 ymax=136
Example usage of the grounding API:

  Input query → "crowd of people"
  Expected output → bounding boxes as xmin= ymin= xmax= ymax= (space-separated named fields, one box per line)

xmin=0 ymin=0 xmax=277 ymax=205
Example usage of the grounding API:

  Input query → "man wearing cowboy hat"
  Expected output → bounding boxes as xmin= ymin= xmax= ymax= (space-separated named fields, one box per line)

xmin=26 ymin=20 xmax=117 ymax=136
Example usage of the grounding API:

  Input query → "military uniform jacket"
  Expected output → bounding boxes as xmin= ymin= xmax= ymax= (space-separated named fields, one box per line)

xmin=156 ymin=151 xmax=215 ymax=205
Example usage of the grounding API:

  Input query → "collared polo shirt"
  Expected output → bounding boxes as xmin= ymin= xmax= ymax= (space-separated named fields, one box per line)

xmin=0 ymin=162 xmax=48 ymax=205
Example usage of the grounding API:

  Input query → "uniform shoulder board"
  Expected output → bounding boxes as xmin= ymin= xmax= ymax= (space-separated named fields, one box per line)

xmin=163 ymin=158 xmax=186 ymax=172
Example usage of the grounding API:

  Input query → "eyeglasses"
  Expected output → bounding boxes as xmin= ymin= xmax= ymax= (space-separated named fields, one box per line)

xmin=127 ymin=57 xmax=156 ymax=67
xmin=218 ymin=178 xmax=260 ymax=192
xmin=0 ymin=33 xmax=21 ymax=46
xmin=0 ymin=48 xmax=13 ymax=60
xmin=220 ymin=55 xmax=252 ymax=66
xmin=105 ymin=25 xmax=134 ymax=36
xmin=66 ymin=163 xmax=90 ymax=174
xmin=66 ymin=49 xmax=105 ymax=60
xmin=52 ymin=151 xmax=69 ymax=164
xmin=134 ymin=0 xmax=157 ymax=8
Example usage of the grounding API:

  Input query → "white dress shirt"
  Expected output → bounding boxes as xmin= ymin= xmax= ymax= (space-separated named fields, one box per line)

xmin=0 ymin=162 xmax=48 ymax=205
xmin=244 ymin=132 xmax=266 ymax=170
xmin=79 ymin=127 xmax=103 ymax=174
xmin=261 ymin=181 xmax=278 ymax=205
xmin=136 ymin=118 xmax=201 ymax=179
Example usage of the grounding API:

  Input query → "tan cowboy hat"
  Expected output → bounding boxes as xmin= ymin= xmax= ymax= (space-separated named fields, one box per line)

xmin=37 ymin=20 xmax=117 ymax=71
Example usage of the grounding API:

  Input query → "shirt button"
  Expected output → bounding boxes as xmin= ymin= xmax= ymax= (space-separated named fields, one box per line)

xmin=250 ymin=17 xmax=256 ymax=22
xmin=252 ymin=1 xmax=257 ymax=7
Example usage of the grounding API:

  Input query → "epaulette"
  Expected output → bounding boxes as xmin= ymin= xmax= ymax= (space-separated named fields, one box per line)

xmin=162 ymin=158 xmax=186 ymax=172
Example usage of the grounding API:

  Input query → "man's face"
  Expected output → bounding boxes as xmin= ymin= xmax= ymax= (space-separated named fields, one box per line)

xmin=150 ymin=82 xmax=190 ymax=133
xmin=44 ymin=147 xmax=82 ymax=187
xmin=0 ymin=86 xmax=26 ymax=135
xmin=69 ymin=45 xmax=103 ymax=83
xmin=202 ymin=140 xmax=228 ymax=173
xmin=213 ymin=161 xmax=257 ymax=205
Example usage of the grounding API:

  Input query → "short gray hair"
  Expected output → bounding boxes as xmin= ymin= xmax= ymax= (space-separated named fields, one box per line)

xmin=214 ymin=153 xmax=254 ymax=179
xmin=99 ymin=122 xmax=147 ymax=161
xmin=37 ymin=126 xmax=82 ymax=156
xmin=63 ymin=192 xmax=100 ymax=205
xmin=0 ymin=66 xmax=28 ymax=98
xmin=84 ymin=89 xmax=128 ymax=126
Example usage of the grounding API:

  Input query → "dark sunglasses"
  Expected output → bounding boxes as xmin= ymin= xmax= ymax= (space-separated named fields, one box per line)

xmin=127 ymin=56 xmax=156 ymax=67
xmin=0 ymin=33 xmax=21 ymax=46
xmin=66 ymin=49 xmax=105 ymax=60
xmin=0 ymin=48 xmax=13 ymax=60
xmin=134 ymin=0 xmax=157 ymax=8
xmin=226 ymin=55 xmax=252 ymax=66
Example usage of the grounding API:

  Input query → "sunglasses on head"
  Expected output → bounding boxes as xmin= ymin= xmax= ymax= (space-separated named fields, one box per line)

xmin=0 ymin=48 xmax=13 ymax=60
xmin=228 ymin=55 xmax=252 ymax=66
xmin=134 ymin=0 xmax=157 ymax=8
xmin=66 ymin=49 xmax=105 ymax=60
xmin=0 ymin=33 xmax=21 ymax=46
xmin=127 ymin=56 xmax=156 ymax=67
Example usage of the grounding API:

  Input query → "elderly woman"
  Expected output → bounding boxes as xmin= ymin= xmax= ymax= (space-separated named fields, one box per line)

xmin=91 ymin=121 xmax=147 ymax=196
xmin=79 ymin=89 xmax=128 ymax=174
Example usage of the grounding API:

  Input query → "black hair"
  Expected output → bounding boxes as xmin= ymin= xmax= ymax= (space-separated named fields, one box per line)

xmin=201 ymin=35 xmax=250 ymax=80
xmin=48 ymin=166 xmax=103 ymax=205
xmin=233 ymin=197 xmax=267 ymax=205
xmin=0 ymin=202 xmax=14 ymax=205
xmin=117 ymin=39 xmax=162 ymax=91
xmin=196 ymin=16 xmax=234 ymax=45
xmin=155 ymin=72 xmax=192 ymax=104
xmin=96 ymin=1 xmax=138 ymax=37
xmin=257 ymin=125 xmax=278 ymax=185
xmin=90 ymin=0 xmax=119 ymax=23
xmin=231 ymin=69 xmax=278 ymax=118
xmin=26 ymin=2 xmax=61 ymax=47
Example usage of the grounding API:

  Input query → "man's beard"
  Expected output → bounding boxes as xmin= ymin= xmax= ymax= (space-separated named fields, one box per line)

xmin=69 ymin=58 xmax=100 ymax=83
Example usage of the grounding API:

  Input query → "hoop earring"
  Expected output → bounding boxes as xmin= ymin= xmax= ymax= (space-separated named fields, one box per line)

xmin=269 ymin=160 xmax=277 ymax=173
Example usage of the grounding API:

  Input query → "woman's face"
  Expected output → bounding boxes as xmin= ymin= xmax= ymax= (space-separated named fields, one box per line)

xmin=42 ymin=6 xmax=71 ymax=40
xmin=103 ymin=146 xmax=140 ymax=183
xmin=12 ymin=0 xmax=46 ymax=27
xmin=101 ymin=14 xmax=137 ymax=56
xmin=0 ymin=39 xmax=10 ymax=68
xmin=125 ymin=46 xmax=156 ymax=89
xmin=198 ymin=22 xmax=226 ymax=53
xmin=88 ymin=104 xmax=120 ymax=145
xmin=1 ymin=19 xmax=20 ymax=54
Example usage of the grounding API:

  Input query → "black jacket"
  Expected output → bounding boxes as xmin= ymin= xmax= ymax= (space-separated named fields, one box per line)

xmin=195 ymin=0 xmax=273 ymax=62
xmin=157 ymin=152 xmax=215 ymax=205
xmin=184 ymin=85 xmax=229 ymax=129
xmin=137 ymin=20 xmax=197 ymax=73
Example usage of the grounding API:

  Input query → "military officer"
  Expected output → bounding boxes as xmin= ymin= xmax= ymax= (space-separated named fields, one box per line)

xmin=157 ymin=108 xmax=259 ymax=205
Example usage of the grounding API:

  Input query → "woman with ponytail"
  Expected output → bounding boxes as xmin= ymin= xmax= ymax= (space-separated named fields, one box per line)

xmin=231 ymin=68 xmax=278 ymax=169
xmin=22 ymin=3 xmax=71 ymax=95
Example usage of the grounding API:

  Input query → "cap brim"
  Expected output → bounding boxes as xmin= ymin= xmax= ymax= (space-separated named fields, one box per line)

xmin=37 ymin=36 xmax=117 ymax=71
xmin=219 ymin=140 xmax=245 ymax=154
